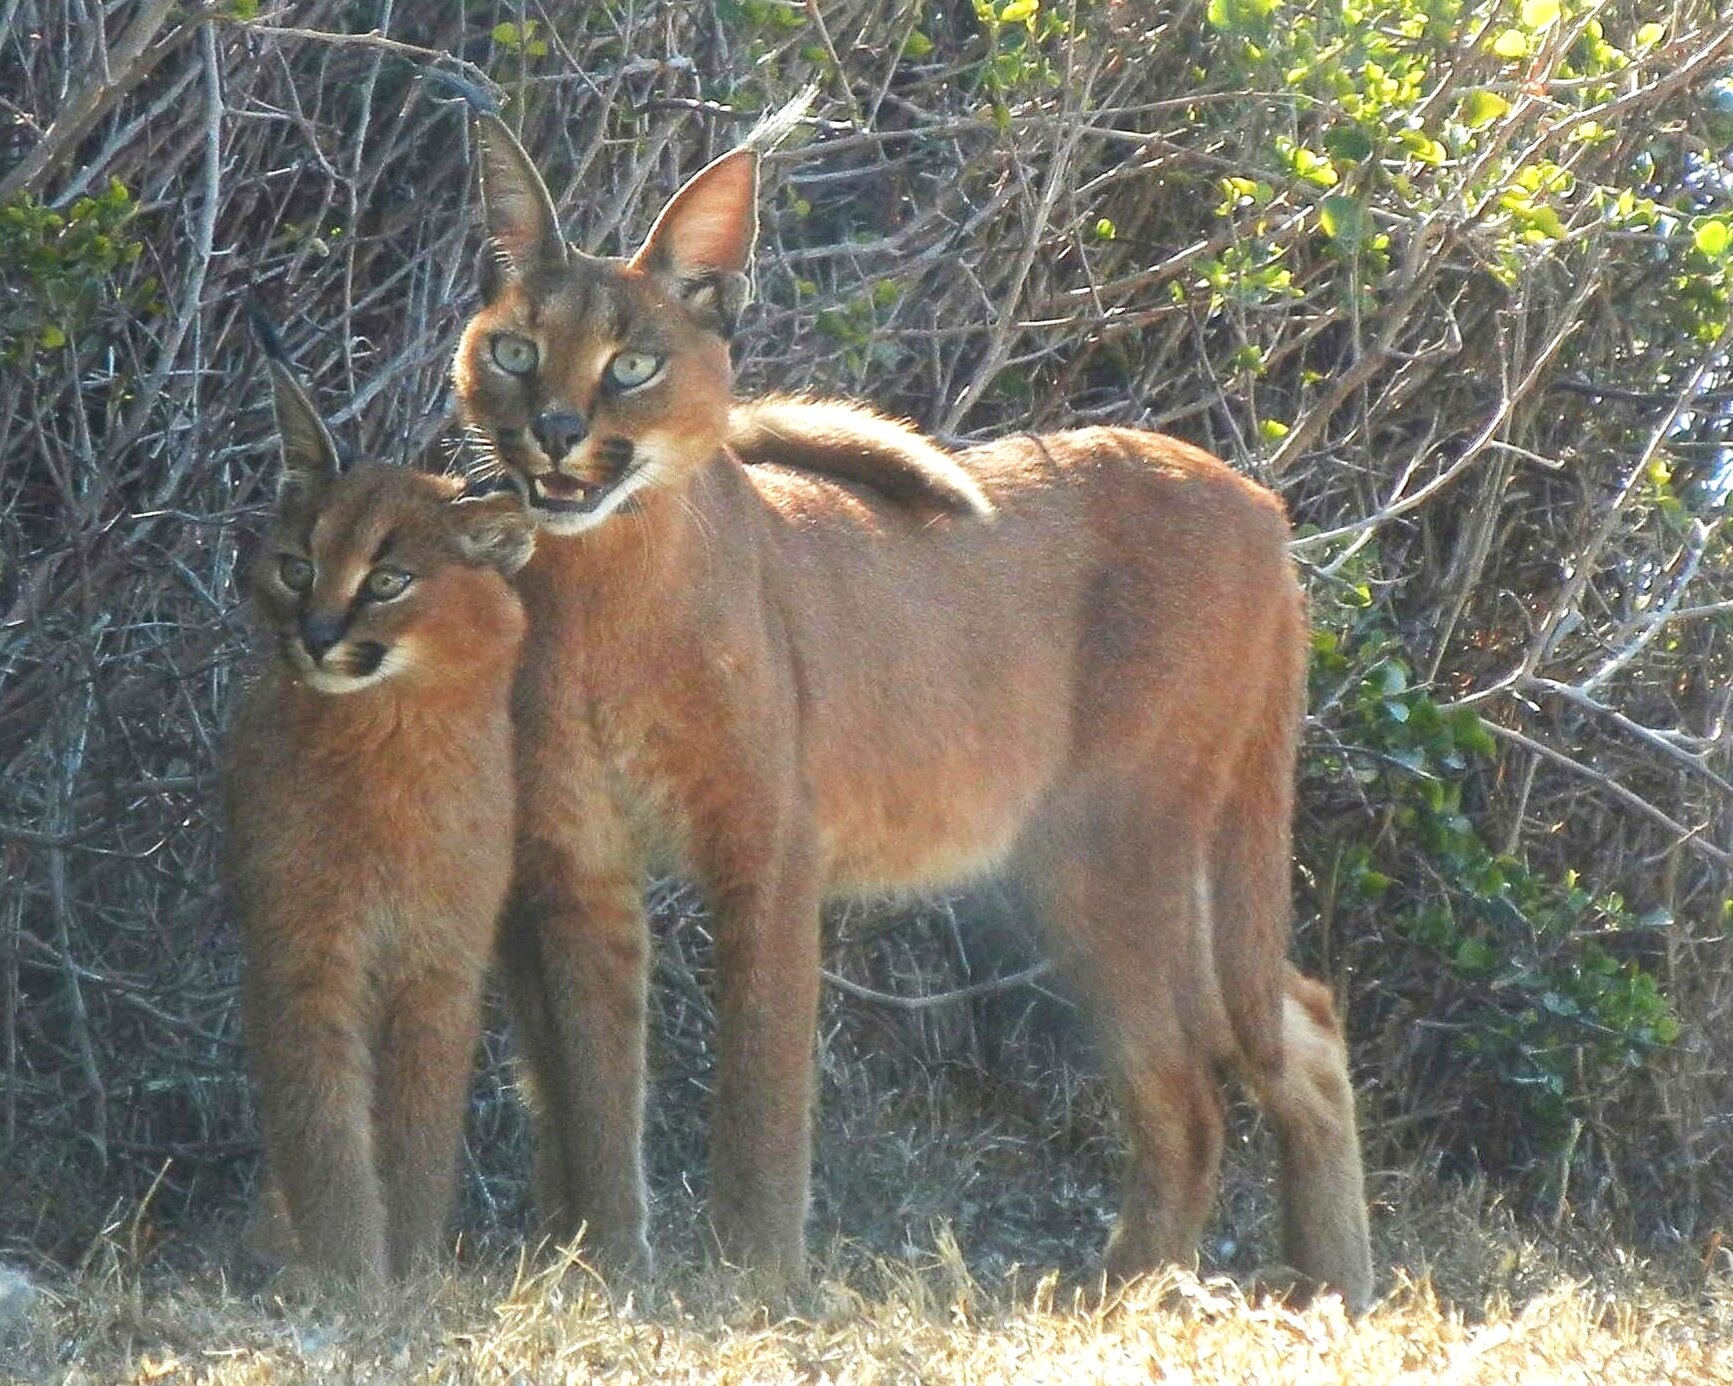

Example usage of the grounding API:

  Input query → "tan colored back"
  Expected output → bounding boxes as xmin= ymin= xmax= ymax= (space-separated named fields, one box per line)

xmin=225 ymin=357 xmax=533 ymax=1284
xmin=453 ymin=115 xmax=1373 ymax=1306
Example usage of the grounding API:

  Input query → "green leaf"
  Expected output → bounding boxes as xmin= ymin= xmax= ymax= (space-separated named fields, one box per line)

xmin=998 ymin=0 xmax=1038 ymax=22
xmin=1491 ymin=28 xmax=1528 ymax=59
xmin=903 ymin=28 xmax=934 ymax=58
xmin=1450 ymin=708 xmax=1497 ymax=758
xmin=37 ymin=323 xmax=66 ymax=349
xmin=1399 ymin=130 xmax=1447 ymax=166
xmin=1519 ymin=0 xmax=1560 ymax=30
xmin=1461 ymin=90 xmax=1510 ymax=129
xmin=1455 ymin=937 xmax=1496 ymax=973
xmin=1289 ymin=144 xmax=1338 ymax=187
xmin=1093 ymin=217 xmax=1116 ymax=241
xmin=1636 ymin=22 xmax=1665 ymax=48
xmin=1319 ymin=194 xmax=1368 ymax=247
xmin=1322 ymin=125 xmax=1374 ymax=164
xmin=1692 ymin=218 xmax=1731 ymax=258
xmin=1206 ymin=0 xmax=1276 ymax=33
xmin=491 ymin=21 xmax=520 ymax=48
xmin=1259 ymin=418 xmax=1290 ymax=441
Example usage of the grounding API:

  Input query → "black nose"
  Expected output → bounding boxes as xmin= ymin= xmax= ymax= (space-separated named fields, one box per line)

xmin=299 ymin=612 xmax=345 ymax=661
xmin=531 ymin=409 xmax=589 ymax=459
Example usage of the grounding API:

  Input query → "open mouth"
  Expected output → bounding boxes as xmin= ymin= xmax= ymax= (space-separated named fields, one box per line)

xmin=524 ymin=441 xmax=636 ymax=515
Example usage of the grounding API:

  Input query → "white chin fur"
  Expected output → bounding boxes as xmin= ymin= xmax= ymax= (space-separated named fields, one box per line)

xmin=294 ymin=646 xmax=408 ymax=694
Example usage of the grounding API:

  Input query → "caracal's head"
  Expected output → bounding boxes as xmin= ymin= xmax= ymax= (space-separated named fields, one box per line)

xmin=452 ymin=115 xmax=759 ymax=536
xmin=251 ymin=358 xmax=535 ymax=695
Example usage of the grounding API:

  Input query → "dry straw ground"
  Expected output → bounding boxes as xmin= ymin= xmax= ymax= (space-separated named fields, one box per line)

xmin=5 ymin=1218 xmax=1733 ymax=1384
xmin=4 ymin=1 xmax=1733 ymax=1378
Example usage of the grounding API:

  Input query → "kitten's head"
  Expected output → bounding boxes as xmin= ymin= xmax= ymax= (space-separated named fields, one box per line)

xmin=251 ymin=359 xmax=535 ymax=695
xmin=452 ymin=115 xmax=760 ymax=536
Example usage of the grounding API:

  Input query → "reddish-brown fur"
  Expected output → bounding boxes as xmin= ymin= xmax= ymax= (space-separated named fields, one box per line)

xmin=454 ymin=116 xmax=1373 ymax=1305
xmin=225 ymin=360 xmax=533 ymax=1284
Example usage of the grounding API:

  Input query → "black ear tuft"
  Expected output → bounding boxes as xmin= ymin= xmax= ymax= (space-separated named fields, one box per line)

xmin=248 ymin=304 xmax=341 ymax=495
xmin=246 ymin=300 xmax=291 ymax=365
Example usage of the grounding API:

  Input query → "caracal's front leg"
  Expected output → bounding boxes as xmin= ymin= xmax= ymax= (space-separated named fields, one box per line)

xmin=703 ymin=821 xmax=824 ymax=1291
xmin=243 ymin=943 xmax=388 ymax=1285
xmin=504 ymin=784 xmax=653 ymax=1276
xmin=374 ymin=959 xmax=490 ymax=1278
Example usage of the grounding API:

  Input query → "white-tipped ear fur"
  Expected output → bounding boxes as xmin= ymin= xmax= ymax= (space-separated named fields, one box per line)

xmin=474 ymin=113 xmax=568 ymax=274
xmin=266 ymin=359 xmax=340 ymax=494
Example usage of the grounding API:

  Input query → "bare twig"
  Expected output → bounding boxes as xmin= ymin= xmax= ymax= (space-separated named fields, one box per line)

xmin=822 ymin=961 xmax=1057 ymax=1013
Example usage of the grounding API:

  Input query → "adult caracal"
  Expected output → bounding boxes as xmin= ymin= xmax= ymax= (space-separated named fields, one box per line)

xmin=225 ymin=344 xmax=533 ymax=1284
xmin=452 ymin=114 xmax=1373 ymax=1306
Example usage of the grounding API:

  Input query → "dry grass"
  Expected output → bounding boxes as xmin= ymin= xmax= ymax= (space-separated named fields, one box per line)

xmin=9 ymin=1198 xmax=1731 ymax=1386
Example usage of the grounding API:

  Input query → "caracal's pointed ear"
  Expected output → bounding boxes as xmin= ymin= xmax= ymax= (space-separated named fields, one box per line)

xmin=265 ymin=358 xmax=340 ymax=498
xmin=473 ymin=113 xmax=568 ymax=289
xmin=453 ymin=489 xmax=536 ymax=575
xmin=631 ymin=147 xmax=758 ymax=336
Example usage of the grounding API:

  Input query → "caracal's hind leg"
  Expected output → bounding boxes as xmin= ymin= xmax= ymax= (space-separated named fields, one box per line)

xmin=242 ymin=1165 xmax=297 ymax=1265
xmin=1020 ymin=787 xmax=1228 ymax=1284
xmin=495 ymin=907 xmax=582 ymax=1246
xmin=1241 ymin=970 xmax=1373 ymax=1308
xmin=1208 ymin=695 xmax=1374 ymax=1307
xmin=704 ymin=823 xmax=824 ymax=1293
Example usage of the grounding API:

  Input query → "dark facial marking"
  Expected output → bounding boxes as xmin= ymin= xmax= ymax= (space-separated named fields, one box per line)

xmin=346 ymin=642 xmax=388 ymax=677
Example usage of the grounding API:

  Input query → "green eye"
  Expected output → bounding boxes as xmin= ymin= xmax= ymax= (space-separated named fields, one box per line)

xmin=490 ymin=333 xmax=539 ymax=375
xmin=607 ymin=351 xmax=663 ymax=390
xmin=364 ymin=567 xmax=414 ymax=601
xmin=278 ymin=555 xmax=314 ymax=592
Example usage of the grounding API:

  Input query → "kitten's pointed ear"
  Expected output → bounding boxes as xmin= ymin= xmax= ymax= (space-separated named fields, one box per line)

xmin=453 ymin=490 xmax=536 ymax=575
xmin=631 ymin=148 xmax=758 ymax=334
xmin=265 ymin=359 xmax=340 ymax=496
xmin=474 ymin=114 xmax=568 ymax=279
